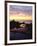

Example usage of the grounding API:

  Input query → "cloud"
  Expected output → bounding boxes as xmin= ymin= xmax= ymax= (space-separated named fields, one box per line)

xmin=9 ymin=5 xmax=32 ymax=15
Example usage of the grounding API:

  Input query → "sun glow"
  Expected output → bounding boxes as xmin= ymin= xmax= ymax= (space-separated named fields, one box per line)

xmin=9 ymin=14 xmax=32 ymax=21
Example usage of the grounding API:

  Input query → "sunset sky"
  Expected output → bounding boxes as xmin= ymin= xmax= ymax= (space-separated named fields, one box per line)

xmin=9 ymin=5 xmax=32 ymax=22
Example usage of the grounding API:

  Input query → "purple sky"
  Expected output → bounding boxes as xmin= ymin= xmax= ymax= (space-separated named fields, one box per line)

xmin=9 ymin=5 xmax=32 ymax=15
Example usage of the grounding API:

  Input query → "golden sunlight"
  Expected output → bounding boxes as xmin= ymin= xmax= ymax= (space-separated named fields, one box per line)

xmin=9 ymin=15 xmax=32 ymax=21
